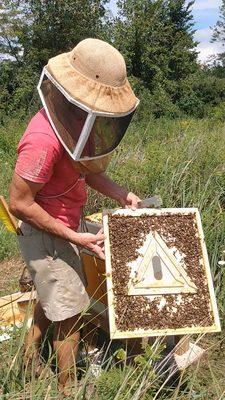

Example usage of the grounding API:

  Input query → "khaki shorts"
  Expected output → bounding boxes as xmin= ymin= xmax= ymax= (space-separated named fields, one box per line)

xmin=18 ymin=222 xmax=90 ymax=321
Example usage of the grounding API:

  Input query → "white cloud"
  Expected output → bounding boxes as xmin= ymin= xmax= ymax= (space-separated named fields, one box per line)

xmin=196 ymin=41 xmax=224 ymax=62
xmin=194 ymin=27 xmax=224 ymax=63
xmin=192 ymin=0 xmax=222 ymax=11
xmin=194 ymin=27 xmax=212 ymax=42
xmin=195 ymin=28 xmax=225 ymax=63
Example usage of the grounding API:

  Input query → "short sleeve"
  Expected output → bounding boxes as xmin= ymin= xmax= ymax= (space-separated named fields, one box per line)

xmin=15 ymin=131 xmax=63 ymax=183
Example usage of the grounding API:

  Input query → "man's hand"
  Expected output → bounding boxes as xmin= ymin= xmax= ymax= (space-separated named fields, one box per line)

xmin=9 ymin=173 xmax=106 ymax=255
xmin=75 ymin=230 xmax=105 ymax=260
xmin=119 ymin=192 xmax=141 ymax=211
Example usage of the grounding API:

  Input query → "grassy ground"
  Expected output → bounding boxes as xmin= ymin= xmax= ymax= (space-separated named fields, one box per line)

xmin=0 ymin=299 xmax=225 ymax=399
xmin=1 ymin=115 xmax=225 ymax=398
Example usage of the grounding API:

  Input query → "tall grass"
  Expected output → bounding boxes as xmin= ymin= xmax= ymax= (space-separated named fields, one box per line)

xmin=1 ymin=116 xmax=225 ymax=303
xmin=0 ymin=304 xmax=225 ymax=399
xmin=1 ymin=116 xmax=225 ymax=267
xmin=1 ymin=116 xmax=225 ymax=290
xmin=1 ymin=115 xmax=225 ymax=397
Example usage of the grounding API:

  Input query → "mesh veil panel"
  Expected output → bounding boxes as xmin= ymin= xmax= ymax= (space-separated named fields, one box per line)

xmin=41 ymin=76 xmax=88 ymax=153
xmin=81 ymin=111 xmax=135 ymax=158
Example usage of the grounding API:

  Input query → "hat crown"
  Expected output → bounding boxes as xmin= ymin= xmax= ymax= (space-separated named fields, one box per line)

xmin=69 ymin=38 xmax=127 ymax=87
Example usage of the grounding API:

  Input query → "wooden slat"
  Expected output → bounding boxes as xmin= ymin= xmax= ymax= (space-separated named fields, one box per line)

xmin=195 ymin=210 xmax=221 ymax=332
xmin=103 ymin=212 xmax=117 ymax=337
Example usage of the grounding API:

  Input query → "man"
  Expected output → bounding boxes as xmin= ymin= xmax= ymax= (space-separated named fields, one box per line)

xmin=9 ymin=38 xmax=140 ymax=393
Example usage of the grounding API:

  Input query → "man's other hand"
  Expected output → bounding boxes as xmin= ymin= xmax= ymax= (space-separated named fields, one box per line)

xmin=120 ymin=192 xmax=141 ymax=211
xmin=75 ymin=231 xmax=105 ymax=260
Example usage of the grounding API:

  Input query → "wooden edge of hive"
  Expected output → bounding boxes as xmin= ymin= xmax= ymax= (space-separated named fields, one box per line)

xmin=195 ymin=210 xmax=221 ymax=332
xmin=104 ymin=207 xmax=199 ymax=218
xmin=102 ymin=212 xmax=117 ymax=337
xmin=109 ymin=324 xmax=221 ymax=340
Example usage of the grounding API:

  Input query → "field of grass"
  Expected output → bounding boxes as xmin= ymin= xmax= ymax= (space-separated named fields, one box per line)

xmin=1 ymin=114 xmax=225 ymax=399
xmin=0 ymin=309 xmax=225 ymax=399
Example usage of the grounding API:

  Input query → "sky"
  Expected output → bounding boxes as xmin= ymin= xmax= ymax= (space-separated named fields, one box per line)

xmin=108 ymin=0 xmax=224 ymax=63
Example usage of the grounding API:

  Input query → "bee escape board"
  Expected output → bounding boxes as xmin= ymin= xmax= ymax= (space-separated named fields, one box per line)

xmin=103 ymin=208 xmax=221 ymax=339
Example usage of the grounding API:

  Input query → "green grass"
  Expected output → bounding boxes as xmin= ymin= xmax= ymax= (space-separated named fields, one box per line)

xmin=1 ymin=115 xmax=225 ymax=398
xmin=0 ymin=318 xmax=225 ymax=399
xmin=1 ymin=115 xmax=225 ymax=307
xmin=2 ymin=114 xmax=225 ymax=276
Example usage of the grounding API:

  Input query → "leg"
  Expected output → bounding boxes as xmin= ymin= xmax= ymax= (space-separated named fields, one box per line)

xmin=82 ymin=320 xmax=99 ymax=353
xmin=53 ymin=313 xmax=82 ymax=391
xmin=24 ymin=300 xmax=51 ymax=360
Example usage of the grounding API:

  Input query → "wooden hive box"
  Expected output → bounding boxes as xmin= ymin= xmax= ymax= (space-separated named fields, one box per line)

xmin=81 ymin=215 xmax=109 ymax=331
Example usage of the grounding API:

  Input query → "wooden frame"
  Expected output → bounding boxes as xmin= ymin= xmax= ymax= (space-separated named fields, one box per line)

xmin=103 ymin=208 xmax=221 ymax=339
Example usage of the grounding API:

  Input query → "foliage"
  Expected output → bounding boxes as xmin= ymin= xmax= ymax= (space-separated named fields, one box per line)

xmin=20 ymin=0 xmax=110 ymax=70
xmin=0 ymin=0 xmax=110 ymax=116
xmin=208 ymin=101 xmax=225 ymax=122
xmin=176 ymin=70 xmax=225 ymax=118
xmin=207 ymin=53 xmax=225 ymax=79
xmin=129 ymin=76 xmax=181 ymax=119
xmin=0 ymin=0 xmax=225 ymax=118
xmin=209 ymin=0 xmax=225 ymax=89
xmin=212 ymin=0 xmax=225 ymax=48
xmin=0 ymin=0 xmax=23 ymax=63
xmin=114 ymin=0 xmax=197 ymax=88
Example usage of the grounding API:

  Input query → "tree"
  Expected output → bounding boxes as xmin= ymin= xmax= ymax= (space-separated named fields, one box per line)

xmin=20 ymin=0 xmax=110 ymax=70
xmin=0 ymin=0 xmax=24 ymax=63
xmin=211 ymin=1 xmax=225 ymax=77
xmin=212 ymin=0 xmax=225 ymax=47
xmin=113 ymin=0 xmax=197 ymax=90
xmin=112 ymin=0 xmax=198 ymax=117
xmin=0 ymin=0 xmax=110 ymax=117
xmin=166 ymin=0 xmax=197 ymax=81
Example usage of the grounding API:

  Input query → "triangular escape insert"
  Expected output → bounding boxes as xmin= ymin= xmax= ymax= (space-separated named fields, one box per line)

xmin=128 ymin=231 xmax=197 ymax=296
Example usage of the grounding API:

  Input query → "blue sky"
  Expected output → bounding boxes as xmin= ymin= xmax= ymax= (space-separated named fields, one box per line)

xmin=108 ymin=0 xmax=224 ymax=63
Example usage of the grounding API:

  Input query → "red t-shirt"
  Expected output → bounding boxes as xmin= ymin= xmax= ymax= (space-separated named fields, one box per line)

xmin=15 ymin=109 xmax=87 ymax=230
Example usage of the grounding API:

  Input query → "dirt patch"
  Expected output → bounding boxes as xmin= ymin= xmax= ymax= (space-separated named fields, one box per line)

xmin=108 ymin=212 xmax=213 ymax=332
xmin=0 ymin=257 xmax=25 ymax=296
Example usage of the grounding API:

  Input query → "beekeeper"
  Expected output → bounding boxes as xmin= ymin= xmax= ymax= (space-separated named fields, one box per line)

xmin=9 ymin=38 xmax=140 ymax=393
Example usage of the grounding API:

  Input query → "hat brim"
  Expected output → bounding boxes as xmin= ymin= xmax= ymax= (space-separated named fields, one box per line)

xmin=46 ymin=52 xmax=137 ymax=114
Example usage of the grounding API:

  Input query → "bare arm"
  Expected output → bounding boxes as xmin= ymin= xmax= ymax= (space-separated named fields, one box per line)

xmin=86 ymin=172 xmax=141 ymax=209
xmin=9 ymin=173 xmax=105 ymax=258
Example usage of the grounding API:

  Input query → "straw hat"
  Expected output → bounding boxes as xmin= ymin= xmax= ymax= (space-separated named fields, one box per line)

xmin=46 ymin=38 xmax=137 ymax=114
